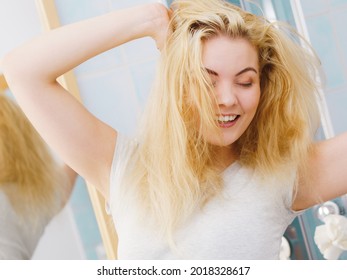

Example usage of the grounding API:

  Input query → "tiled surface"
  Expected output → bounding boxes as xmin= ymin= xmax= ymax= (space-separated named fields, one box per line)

xmin=122 ymin=38 xmax=159 ymax=65
xmin=74 ymin=49 xmax=124 ymax=77
xmin=330 ymin=0 xmax=347 ymax=7
xmin=69 ymin=177 xmax=106 ymax=259
xmin=325 ymin=89 xmax=347 ymax=135
xmin=292 ymin=0 xmax=347 ymax=259
xmin=301 ymin=0 xmax=347 ymax=134
xmin=304 ymin=15 xmax=345 ymax=89
xmin=332 ymin=8 xmax=347 ymax=78
xmin=77 ymin=66 xmax=142 ymax=136
xmin=130 ymin=59 xmax=158 ymax=104
xmin=300 ymin=0 xmax=329 ymax=16
xmin=55 ymin=0 xmax=109 ymax=23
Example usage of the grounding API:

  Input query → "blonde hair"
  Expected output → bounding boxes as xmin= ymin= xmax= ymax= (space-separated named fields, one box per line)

xmin=0 ymin=92 xmax=64 ymax=228
xmin=124 ymin=0 xmax=320 ymax=239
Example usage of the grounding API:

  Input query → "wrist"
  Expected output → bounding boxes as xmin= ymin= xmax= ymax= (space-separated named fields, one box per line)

xmin=138 ymin=3 xmax=169 ymax=40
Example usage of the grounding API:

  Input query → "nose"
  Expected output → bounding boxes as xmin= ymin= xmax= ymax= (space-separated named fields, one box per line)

xmin=216 ymin=83 xmax=238 ymax=108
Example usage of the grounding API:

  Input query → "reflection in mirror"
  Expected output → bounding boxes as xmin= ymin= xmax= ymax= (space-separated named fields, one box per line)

xmin=0 ymin=74 xmax=77 ymax=259
xmin=35 ymin=0 xmax=119 ymax=260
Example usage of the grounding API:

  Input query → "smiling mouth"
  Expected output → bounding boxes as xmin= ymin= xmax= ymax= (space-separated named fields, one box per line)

xmin=216 ymin=115 xmax=240 ymax=125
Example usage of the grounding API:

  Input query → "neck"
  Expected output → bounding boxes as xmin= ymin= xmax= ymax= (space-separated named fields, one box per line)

xmin=214 ymin=145 xmax=238 ymax=171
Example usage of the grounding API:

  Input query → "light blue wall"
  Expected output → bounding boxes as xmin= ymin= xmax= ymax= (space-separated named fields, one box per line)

xmin=301 ymin=0 xmax=347 ymax=135
xmin=55 ymin=0 xmax=160 ymax=138
xmin=294 ymin=0 xmax=347 ymax=260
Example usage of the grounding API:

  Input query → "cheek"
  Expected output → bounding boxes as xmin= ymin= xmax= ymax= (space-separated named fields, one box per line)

xmin=241 ymin=90 xmax=261 ymax=114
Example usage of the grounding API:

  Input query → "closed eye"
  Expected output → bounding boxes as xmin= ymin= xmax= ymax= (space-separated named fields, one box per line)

xmin=237 ymin=82 xmax=253 ymax=87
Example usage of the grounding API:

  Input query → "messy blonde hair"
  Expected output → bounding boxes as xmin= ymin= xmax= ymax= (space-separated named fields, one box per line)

xmin=125 ymin=0 xmax=320 ymax=239
xmin=0 ymin=92 xmax=64 ymax=228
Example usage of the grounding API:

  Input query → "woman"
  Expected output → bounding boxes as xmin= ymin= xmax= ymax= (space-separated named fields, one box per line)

xmin=0 ymin=92 xmax=76 ymax=259
xmin=3 ymin=0 xmax=347 ymax=259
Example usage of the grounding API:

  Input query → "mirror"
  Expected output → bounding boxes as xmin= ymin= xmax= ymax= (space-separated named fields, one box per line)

xmin=36 ymin=0 xmax=119 ymax=259
xmin=1 ymin=72 xmax=107 ymax=259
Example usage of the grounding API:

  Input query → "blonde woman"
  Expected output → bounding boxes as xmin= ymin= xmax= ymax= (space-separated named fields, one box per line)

xmin=0 ymin=92 xmax=76 ymax=259
xmin=3 ymin=0 xmax=347 ymax=259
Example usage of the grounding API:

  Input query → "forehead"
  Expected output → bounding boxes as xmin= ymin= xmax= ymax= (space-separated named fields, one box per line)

xmin=202 ymin=35 xmax=259 ymax=74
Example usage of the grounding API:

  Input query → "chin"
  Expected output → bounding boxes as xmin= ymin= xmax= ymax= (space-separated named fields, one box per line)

xmin=206 ymin=136 xmax=238 ymax=147
xmin=204 ymin=129 xmax=241 ymax=147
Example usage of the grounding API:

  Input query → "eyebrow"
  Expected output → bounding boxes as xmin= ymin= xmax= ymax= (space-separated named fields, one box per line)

xmin=205 ymin=67 xmax=258 ymax=77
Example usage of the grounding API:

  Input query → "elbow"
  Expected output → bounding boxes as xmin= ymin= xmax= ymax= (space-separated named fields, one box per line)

xmin=2 ymin=50 xmax=26 ymax=88
xmin=1 ymin=52 xmax=14 ymax=80
xmin=2 ymin=49 xmax=43 ymax=95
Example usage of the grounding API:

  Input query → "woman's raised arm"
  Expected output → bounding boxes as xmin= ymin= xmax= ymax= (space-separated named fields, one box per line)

xmin=2 ymin=3 xmax=170 ymax=200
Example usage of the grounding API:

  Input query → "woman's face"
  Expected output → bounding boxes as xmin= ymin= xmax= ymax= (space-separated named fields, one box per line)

xmin=202 ymin=35 xmax=260 ymax=148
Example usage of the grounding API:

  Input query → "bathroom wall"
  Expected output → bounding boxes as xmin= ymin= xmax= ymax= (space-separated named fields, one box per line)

xmin=54 ymin=0 xmax=161 ymax=138
xmin=301 ymin=0 xmax=347 ymax=135
xmin=0 ymin=1 xmax=41 ymax=60
xmin=298 ymin=0 xmax=347 ymax=260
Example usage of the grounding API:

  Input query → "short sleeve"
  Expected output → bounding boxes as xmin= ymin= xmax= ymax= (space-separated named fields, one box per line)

xmin=282 ymin=171 xmax=305 ymax=217
xmin=106 ymin=133 xmax=138 ymax=215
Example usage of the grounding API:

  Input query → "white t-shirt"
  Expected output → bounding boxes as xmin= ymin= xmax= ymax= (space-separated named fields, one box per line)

xmin=108 ymin=133 xmax=300 ymax=259
xmin=0 ymin=190 xmax=52 ymax=259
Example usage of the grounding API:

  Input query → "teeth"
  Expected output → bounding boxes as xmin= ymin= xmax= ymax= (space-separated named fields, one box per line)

xmin=216 ymin=115 xmax=238 ymax=122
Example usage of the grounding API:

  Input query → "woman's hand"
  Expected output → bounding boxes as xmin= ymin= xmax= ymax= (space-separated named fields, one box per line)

xmin=147 ymin=2 xmax=172 ymax=50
